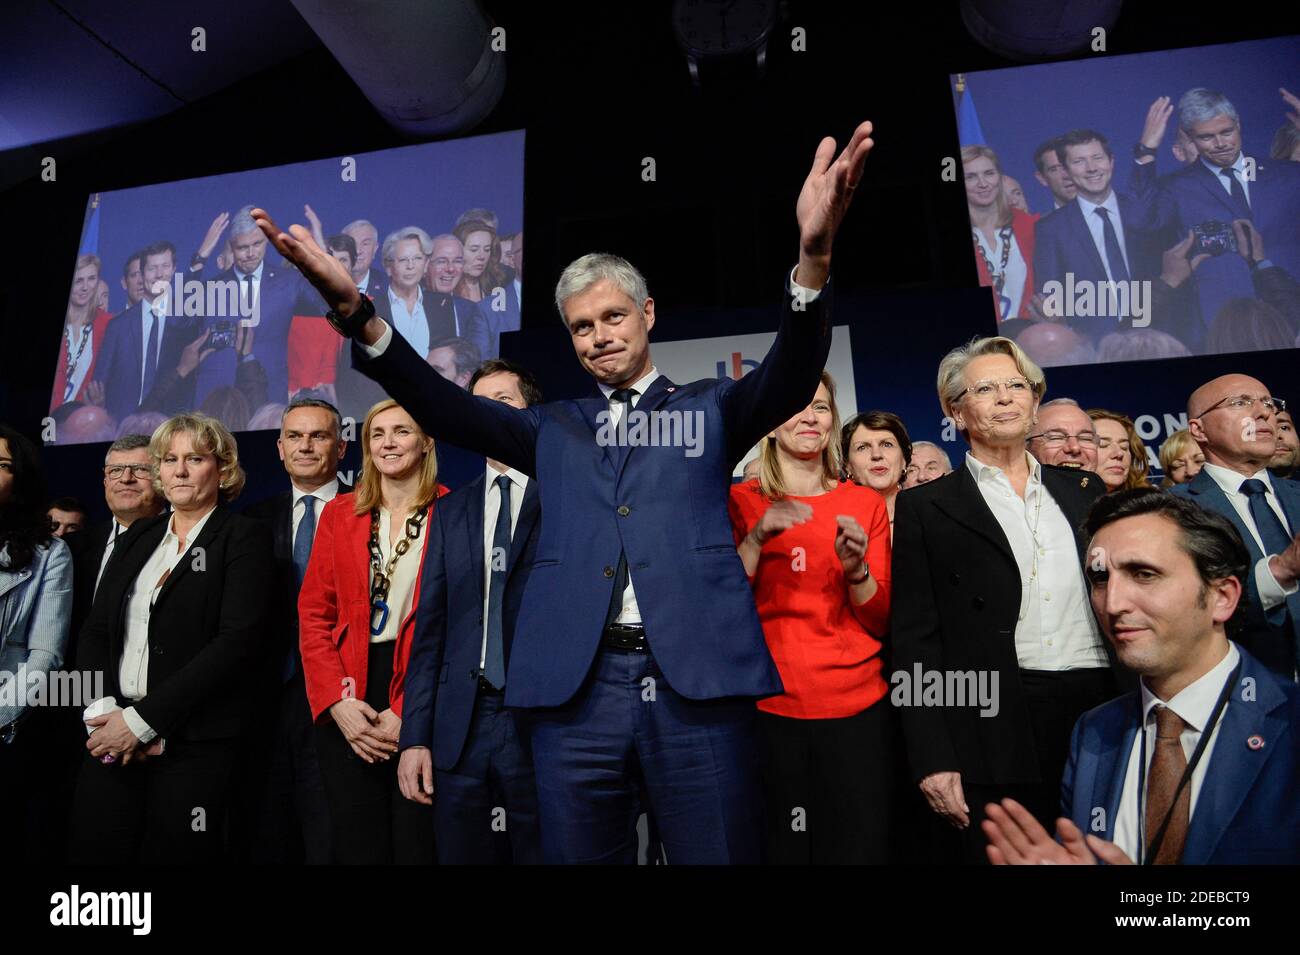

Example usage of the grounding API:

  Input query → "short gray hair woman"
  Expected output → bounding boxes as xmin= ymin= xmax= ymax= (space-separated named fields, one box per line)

xmin=891 ymin=335 xmax=1126 ymax=863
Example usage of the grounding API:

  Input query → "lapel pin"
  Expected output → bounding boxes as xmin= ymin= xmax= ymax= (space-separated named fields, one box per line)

xmin=666 ymin=386 xmax=675 ymax=393
xmin=1247 ymin=734 xmax=1265 ymax=751
xmin=1081 ymin=476 xmax=1089 ymax=487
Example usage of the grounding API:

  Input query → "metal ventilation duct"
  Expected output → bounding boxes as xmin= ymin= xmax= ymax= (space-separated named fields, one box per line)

xmin=289 ymin=0 xmax=506 ymax=136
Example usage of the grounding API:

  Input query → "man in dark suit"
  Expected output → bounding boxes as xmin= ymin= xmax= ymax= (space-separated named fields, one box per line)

xmin=984 ymin=490 xmax=1300 ymax=865
xmin=91 ymin=241 xmax=201 ymax=423
xmin=892 ymin=336 xmax=1132 ymax=864
xmin=1131 ymin=91 xmax=1300 ymax=343
xmin=239 ymin=397 xmax=346 ymax=863
xmin=1032 ymin=128 xmax=1162 ymax=342
xmin=255 ymin=118 xmax=875 ymax=863
xmin=1171 ymin=374 xmax=1300 ymax=679
xmin=397 ymin=359 xmax=544 ymax=863
xmin=191 ymin=206 xmax=323 ymax=410
xmin=342 ymin=218 xmax=386 ymax=301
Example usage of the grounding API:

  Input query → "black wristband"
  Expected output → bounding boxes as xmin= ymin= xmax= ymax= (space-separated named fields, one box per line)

xmin=846 ymin=567 xmax=870 ymax=585
xmin=326 ymin=292 xmax=375 ymax=339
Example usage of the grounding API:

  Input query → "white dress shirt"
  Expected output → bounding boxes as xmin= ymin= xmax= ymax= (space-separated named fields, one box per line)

xmin=1075 ymin=190 xmax=1130 ymax=281
xmin=1202 ymin=153 xmax=1251 ymax=207
xmin=64 ymin=322 xmax=95 ymax=401
xmin=292 ymin=478 xmax=339 ymax=543
xmin=93 ymin=518 xmax=131 ymax=596
xmin=480 ymin=465 xmax=529 ymax=667
xmin=357 ymin=270 xmax=371 ymax=296
xmin=964 ymin=452 xmax=1109 ymax=669
xmin=115 ymin=505 xmax=218 ymax=743
xmin=361 ymin=266 xmax=824 ymax=626
xmin=388 ymin=286 xmax=430 ymax=359
xmin=1113 ymin=642 xmax=1240 ymax=862
xmin=1200 ymin=463 xmax=1297 ymax=611
xmin=973 ymin=226 xmax=1027 ymax=320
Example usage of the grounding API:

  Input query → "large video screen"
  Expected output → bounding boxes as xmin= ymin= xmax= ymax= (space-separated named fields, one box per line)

xmin=950 ymin=36 xmax=1300 ymax=368
xmin=50 ymin=129 xmax=524 ymax=445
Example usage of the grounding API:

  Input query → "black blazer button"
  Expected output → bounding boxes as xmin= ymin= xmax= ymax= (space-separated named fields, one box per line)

xmin=972 ymin=596 xmax=985 ymax=610
xmin=152 ymin=645 xmax=163 ymax=654
xmin=603 ymin=566 xmax=615 ymax=578
xmin=950 ymin=572 xmax=961 ymax=585
xmin=469 ymin=668 xmax=478 ymax=679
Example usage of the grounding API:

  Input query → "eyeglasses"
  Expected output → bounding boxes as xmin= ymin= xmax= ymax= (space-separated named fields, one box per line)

xmin=431 ymin=257 xmax=464 ymax=268
xmin=105 ymin=464 xmax=152 ymax=480
xmin=1028 ymin=430 xmax=1098 ymax=447
xmin=394 ymin=255 xmax=427 ymax=267
xmin=955 ymin=377 xmax=1032 ymax=402
xmin=1199 ymin=395 xmax=1285 ymax=416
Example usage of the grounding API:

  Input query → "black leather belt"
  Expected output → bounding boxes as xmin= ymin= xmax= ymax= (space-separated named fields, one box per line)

xmin=601 ymin=623 xmax=648 ymax=652
xmin=477 ymin=676 xmax=504 ymax=695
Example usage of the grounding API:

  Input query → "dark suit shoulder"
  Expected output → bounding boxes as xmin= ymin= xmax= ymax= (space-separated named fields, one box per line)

xmin=243 ymin=491 xmax=292 ymax=522
xmin=438 ymin=472 xmax=486 ymax=507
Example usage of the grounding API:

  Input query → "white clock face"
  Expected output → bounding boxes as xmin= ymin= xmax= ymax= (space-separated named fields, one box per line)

xmin=673 ymin=0 xmax=776 ymax=55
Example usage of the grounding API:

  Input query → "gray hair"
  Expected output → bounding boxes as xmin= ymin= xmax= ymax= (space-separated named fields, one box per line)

xmin=910 ymin=440 xmax=952 ymax=471
xmin=429 ymin=233 xmax=462 ymax=251
xmin=1178 ymin=88 xmax=1239 ymax=134
xmin=342 ymin=219 xmax=377 ymax=238
xmin=936 ymin=336 xmax=1046 ymax=425
xmin=381 ymin=226 xmax=434 ymax=266
xmin=230 ymin=204 xmax=259 ymax=237
xmin=1040 ymin=397 xmax=1081 ymax=409
xmin=554 ymin=253 xmax=649 ymax=324
xmin=104 ymin=433 xmax=152 ymax=463
xmin=282 ymin=397 xmax=342 ymax=437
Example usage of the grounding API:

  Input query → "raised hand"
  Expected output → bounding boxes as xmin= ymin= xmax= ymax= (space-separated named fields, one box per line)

xmin=834 ymin=514 xmax=868 ymax=577
xmin=176 ymin=328 xmax=215 ymax=378
xmin=1282 ymin=87 xmax=1300 ymax=130
xmin=82 ymin=378 xmax=106 ymax=407
xmin=795 ymin=120 xmax=874 ymax=286
xmin=1140 ymin=96 xmax=1174 ymax=152
xmin=198 ymin=212 xmax=231 ymax=259
xmin=253 ymin=208 xmax=360 ymax=318
xmin=750 ymin=498 xmax=814 ymax=546
xmin=1160 ymin=230 xmax=1211 ymax=288
xmin=983 ymin=798 xmax=1134 ymax=865
xmin=304 ymin=203 xmax=325 ymax=247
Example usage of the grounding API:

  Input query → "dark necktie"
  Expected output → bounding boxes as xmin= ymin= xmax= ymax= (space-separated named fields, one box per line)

xmin=1220 ymin=167 xmax=1250 ymax=213
xmin=142 ymin=311 xmax=160 ymax=401
xmin=484 ymin=474 xmax=512 ymax=690
xmin=288 ymin=495 xmax=317 ymax=681
xmin=1093 ymin=207 xmax=1130 ymax=283
xmin=1239 ymin=478 xmax=1291 ymax=556
xmin=602 ymin=388 xmax=637 ymax=628
xmin=1146 ymin=705 xmax=1190 ymax=864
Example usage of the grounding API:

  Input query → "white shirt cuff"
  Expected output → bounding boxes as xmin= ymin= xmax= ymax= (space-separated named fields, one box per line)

xmin=122 ymin=706 xmax=158 ymax=744
xmin=788 ymin=265 xmax=822 ymax=305
xmin=1256 ymin=555 xmax=1297 ymax=610
xmin=83 ymin=695 xmax=119 ymax=732
xmin=358 ymin=320 xmax=394 ymax=358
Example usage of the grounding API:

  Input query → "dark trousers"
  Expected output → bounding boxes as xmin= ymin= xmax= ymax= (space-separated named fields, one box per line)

xmin=757 ymin=702 xmax=895 ymax=864
xmin=525 ymin=647 xmax=762 ymax=864
xmin=0 ymin=706 xmax=83 ymax=865
xmin=434 ymin=688 xmax=542 ymax=864
xmin=247 ymin=671 xmax=333 ymax=864
xmin=68 ymin=736 xmax=241 ymax=864
xmin=960 ymin=666 xmax=1118 ymax=865
xmin=314 ymin=641 xmax=435 ymax=864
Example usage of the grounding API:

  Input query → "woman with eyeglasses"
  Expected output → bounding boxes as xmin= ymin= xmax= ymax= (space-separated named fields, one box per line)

xmin=1088 ymin=409 xmax=1151 ymax=491
xmin=1158 ymin=428 xmax=1205 ymax=487
xmin=891 ymin=337 xmax=1129 ymax=864
xmin=728 ymin=372 xmax=893 ymax=864
xmin=298 ymin=399 xmax=448 ymax=864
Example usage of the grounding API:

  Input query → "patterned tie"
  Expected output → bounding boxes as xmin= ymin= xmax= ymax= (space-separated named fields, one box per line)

xmin=1146 ymin=705 xmax=1190 ymax=864
xmin=1239 ymin=479 xmax=1292 ymax=557
xmin=602 ymin=388 xmax=636 ymax=628
xmin=1093 ymin=207 xmax=1130 ymax=283
xmin=1220 ymin=167 xmax=1250 ymax=213
xmin=484 ymin=474 xmax=511 ymax=690
xmin=287 ymin=495 xmax=317 ymax=681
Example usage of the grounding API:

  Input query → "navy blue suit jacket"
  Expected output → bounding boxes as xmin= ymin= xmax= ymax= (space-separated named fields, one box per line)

xmin=1032 ymin=193 xmax=1161 ymax=340
xmin=95 ymin=303 xmax=201 ymax=423
xmin=354 ymin=275 xmax=832 ymax=707
xmin=192 ymin=263 xmax=320 ymax=408
xmin=1130 ymin=157 xmax=1300 ymax=334
xmin=399 ymin=472 xmax=541 ymax=767
xmin=1171 ymin=472 xmax=1300 ymax=678
xmin=1063 ymin=645 xmax=1300 ymax=863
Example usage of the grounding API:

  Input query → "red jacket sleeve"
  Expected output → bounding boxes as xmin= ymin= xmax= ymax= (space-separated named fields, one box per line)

xmin=849 ymin=493 xmax=893 ymax=637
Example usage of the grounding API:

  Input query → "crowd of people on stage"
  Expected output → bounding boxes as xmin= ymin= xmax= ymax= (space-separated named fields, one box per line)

xmin=964 ymin=87 xmax=1300 ymax=363
xmin=47 ymin=205 xmax=523 ymax=440
xmin=4 ymin=117 xmax=1297 ymax=866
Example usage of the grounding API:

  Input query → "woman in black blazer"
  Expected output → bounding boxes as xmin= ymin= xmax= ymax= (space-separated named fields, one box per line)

xmin=69 ymin=412 xmax=274 ymax=864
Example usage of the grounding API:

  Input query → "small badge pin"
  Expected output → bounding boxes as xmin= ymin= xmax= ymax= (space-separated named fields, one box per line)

xmin=666 ymin=386 xmax=675 ymax=392
xmin=1247 ymin=734 xmax=1265 ymax=751
xmin=1081 ymin=476 xmax=1090 ymax=487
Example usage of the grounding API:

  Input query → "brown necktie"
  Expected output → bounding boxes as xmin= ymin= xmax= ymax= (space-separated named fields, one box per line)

xmin=1146 ymin=705 xmax=1190 ymax=864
